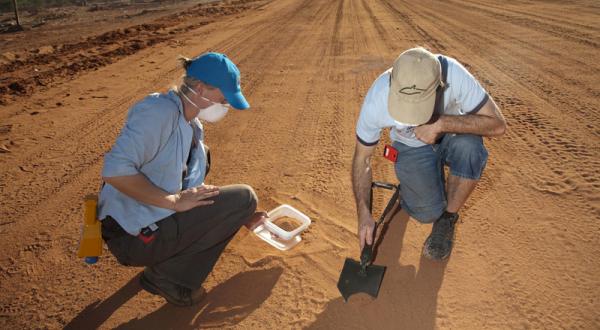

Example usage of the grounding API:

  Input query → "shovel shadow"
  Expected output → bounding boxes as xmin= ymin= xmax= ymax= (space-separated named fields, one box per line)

xmin=116 ymin=267 xmax=283 ymax=329
xmin=308 ymin=208 xmax=448 ymax=330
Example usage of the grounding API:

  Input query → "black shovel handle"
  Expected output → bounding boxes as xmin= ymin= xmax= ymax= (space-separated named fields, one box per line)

xmin=360 ymin=241 xmax=375 ymax=267
xmin=359 ymin=242 xmax=374 ymax=276
xmin=360 ymin=182 xmax=400 ymax=268
xmin=369 ymin=182 xmax=401 ymax=227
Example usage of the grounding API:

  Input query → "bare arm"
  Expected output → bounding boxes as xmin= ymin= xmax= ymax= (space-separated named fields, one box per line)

xmin=439 ymin=97 xmax=506 ymax=136
xmin=351 ymin=141 xmax=377 ymax=249
xmin=103 ymin=174 xmax=219 ymax=212
xmin=415 ymin=97 xmax=507 ymax=144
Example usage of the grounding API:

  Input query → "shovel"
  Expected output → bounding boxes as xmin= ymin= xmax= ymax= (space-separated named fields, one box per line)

xmin=337 ymin=182 xmax=400 ymax=302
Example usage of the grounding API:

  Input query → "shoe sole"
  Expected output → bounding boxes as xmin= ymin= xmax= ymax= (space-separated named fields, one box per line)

xmin=422 ymin=216 xmax=458 ymax=261
xmin=422 ymin=237 xmax=452 ymax=261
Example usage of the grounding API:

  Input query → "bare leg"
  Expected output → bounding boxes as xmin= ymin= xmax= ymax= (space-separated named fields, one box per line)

xmin=423 ymin=134 xmax=486 ymax=261
xmin=423 ymin=174 xmax=476 ymax=261
xmin=446 ymin=174 xmax=478 ymax=213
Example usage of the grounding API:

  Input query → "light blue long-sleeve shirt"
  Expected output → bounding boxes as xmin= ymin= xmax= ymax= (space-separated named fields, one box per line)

xmin=98 ymin=89 xmax=207 ymax=235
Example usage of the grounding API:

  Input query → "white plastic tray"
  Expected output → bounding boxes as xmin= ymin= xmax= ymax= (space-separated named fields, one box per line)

xmin=252 ymin=204 xmax=311 ymax=251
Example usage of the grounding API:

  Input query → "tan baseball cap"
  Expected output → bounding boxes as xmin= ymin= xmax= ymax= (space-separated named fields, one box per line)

xmin=388 ymin=47 xmax=441 ymax=125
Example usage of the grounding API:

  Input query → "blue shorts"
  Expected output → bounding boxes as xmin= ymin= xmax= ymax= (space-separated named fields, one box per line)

xmin=393 ymin=134 xmax=488 ymax=223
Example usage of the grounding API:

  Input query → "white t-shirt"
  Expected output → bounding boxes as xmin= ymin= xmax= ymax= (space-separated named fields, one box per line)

xmin=356 ymin=56 xmax=489 ymax=147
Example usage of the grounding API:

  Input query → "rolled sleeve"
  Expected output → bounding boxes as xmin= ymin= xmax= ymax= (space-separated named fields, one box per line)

xmin=102 ymin=100 xmax=176 ymax=177
xmin=448 ymin=59 xmax=489 ymax=115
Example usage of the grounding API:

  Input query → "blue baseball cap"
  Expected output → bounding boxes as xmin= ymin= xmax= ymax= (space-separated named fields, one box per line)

xmin=186 ymin=52 xmax=249 ymax=110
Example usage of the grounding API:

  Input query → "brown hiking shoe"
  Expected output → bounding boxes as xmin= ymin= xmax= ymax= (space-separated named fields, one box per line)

xmin=140 ymin=267 xmax=207 ymax=307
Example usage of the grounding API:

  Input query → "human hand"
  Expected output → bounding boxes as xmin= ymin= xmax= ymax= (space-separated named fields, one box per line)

xmin=358 ymin=212 xmax=376 ymax=251
xmin=245 ymin=211 xmax=268 ymax=230
xmin=414 ymin=119 xmax=443 ymax=144
xmin=169 ymin=184 xmax=220 ymax=212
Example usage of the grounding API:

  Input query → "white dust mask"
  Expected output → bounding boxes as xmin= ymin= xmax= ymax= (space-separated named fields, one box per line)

xmin=181 ymin=84 xmax=230 ymax=122
xmin=196 ymin=103 xmax=229 ymax=122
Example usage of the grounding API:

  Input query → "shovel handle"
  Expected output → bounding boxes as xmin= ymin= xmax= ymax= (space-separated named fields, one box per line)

xmin=360 ymin=243 xmax=373 ymax=267
xmin=360 ymin=183 xmax=400 ymax=269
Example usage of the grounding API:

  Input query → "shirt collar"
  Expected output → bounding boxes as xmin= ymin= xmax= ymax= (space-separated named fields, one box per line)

xmin=167 ymin=89 xmax=204 ymax=130
xmin=167 ymin=89 xmax=185 ymax=115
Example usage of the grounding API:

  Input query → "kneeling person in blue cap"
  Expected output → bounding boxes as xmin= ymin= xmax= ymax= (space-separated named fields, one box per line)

xmin=98 ymin=52 xmax=264 ymax=306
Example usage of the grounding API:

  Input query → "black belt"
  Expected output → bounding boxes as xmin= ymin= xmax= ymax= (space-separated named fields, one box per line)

xmin=101 ymin=216 xmax=159 ymax=244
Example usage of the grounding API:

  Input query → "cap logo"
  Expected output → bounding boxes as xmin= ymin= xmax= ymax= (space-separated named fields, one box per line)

xmin=399 ymin=84 xmax=426 ymax=95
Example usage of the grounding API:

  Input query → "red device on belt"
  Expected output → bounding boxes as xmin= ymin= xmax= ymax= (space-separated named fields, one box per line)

xmin=137 ymin=226 xmax=157 ymax=244
xmin=383 ymin=144 xmax=398 ymax=162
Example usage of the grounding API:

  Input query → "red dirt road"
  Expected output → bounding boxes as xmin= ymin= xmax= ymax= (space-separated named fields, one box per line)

xmin=0 ymin=0 xmax=599 ymax=328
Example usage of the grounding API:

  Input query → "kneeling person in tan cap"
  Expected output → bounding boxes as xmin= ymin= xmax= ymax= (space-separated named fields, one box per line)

xmin=352 ymin=47 xmax=506 ymax=261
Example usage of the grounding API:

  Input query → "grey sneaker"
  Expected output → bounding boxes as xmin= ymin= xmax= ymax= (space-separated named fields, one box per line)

xmin=422 ymin=212 xmax=459 ymax=261
xmin=140 ymin=267 xmax=206 ymax=307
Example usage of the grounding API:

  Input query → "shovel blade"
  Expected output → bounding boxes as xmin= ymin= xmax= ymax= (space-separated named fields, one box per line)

xmin=337 ymin=258 xmax=386 ymax=302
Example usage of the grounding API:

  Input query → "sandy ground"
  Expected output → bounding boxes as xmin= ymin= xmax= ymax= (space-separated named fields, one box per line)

xmin=0 ymin=0 xmax=599 ymax=328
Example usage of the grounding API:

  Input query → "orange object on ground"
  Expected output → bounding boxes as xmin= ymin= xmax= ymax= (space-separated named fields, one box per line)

xmin=77 ymin=194 xmax=103 ymax=264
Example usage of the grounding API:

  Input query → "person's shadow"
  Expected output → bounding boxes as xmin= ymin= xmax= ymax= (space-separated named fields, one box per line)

xmin=307 ymin=206 xmax=448 ymax=330
xmin=65 ymin=267 xmax=283 ymax=329
xmin=64 ymin=274 xmax=143 ymax=330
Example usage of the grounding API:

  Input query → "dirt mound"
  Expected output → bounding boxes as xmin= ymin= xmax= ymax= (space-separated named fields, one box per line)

xmin=0 ymin=0 xmax=263 ymax=105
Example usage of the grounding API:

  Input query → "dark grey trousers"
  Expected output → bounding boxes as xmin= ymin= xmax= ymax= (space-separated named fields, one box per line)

xmin=101 ymin=184 xmax=257 ymax=290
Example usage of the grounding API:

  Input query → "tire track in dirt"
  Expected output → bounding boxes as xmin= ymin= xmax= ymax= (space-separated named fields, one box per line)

xmin=221 ymin=0 xmax=316 ymax=97
xmin=448 ymin=0 xmax=600 ymax=48
xmin=204 ymin=0 xmax=420 ymax=322
xmin=379 ymin=0 xmax=447 ymax=52
xmin=288 ymin=0 xmax=420 ymax=288
xmin=256 ymin=0 xmax=406 ymax=319
xmin=467 ymin=0 xmax=599 ymax=32
xmin=396 ymin=0 xmax=600 ymax=119
xmin=0 ymin=91 xmax=141 ymax=221
xmin=360 ymin=0 xmax=390 ymax=44
xmin=357 ymin=0 xmax=421 ymax=54
xmin=223 ymin=0 xmax=349 ymax=226
xmin=407 ymin=0 xmax=600 ymax=212
xmin=204 ymin=0 xmax=376 ymax=323
xmin=205 ymin=0 xmax=338 ymax=188
xmin=404 ymin=0 xmax=600 ymax=222
xmin=386 ymin=1 xmax=599 ymax=327
xmin=388 ymin=0 xmax=599 ymax=123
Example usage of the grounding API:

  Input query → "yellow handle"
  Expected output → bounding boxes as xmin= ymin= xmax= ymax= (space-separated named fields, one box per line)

xmin=78 ymin=194 xmax=103 ymax=258
xmin=83 ymin=194 xmax=98 ymax=225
